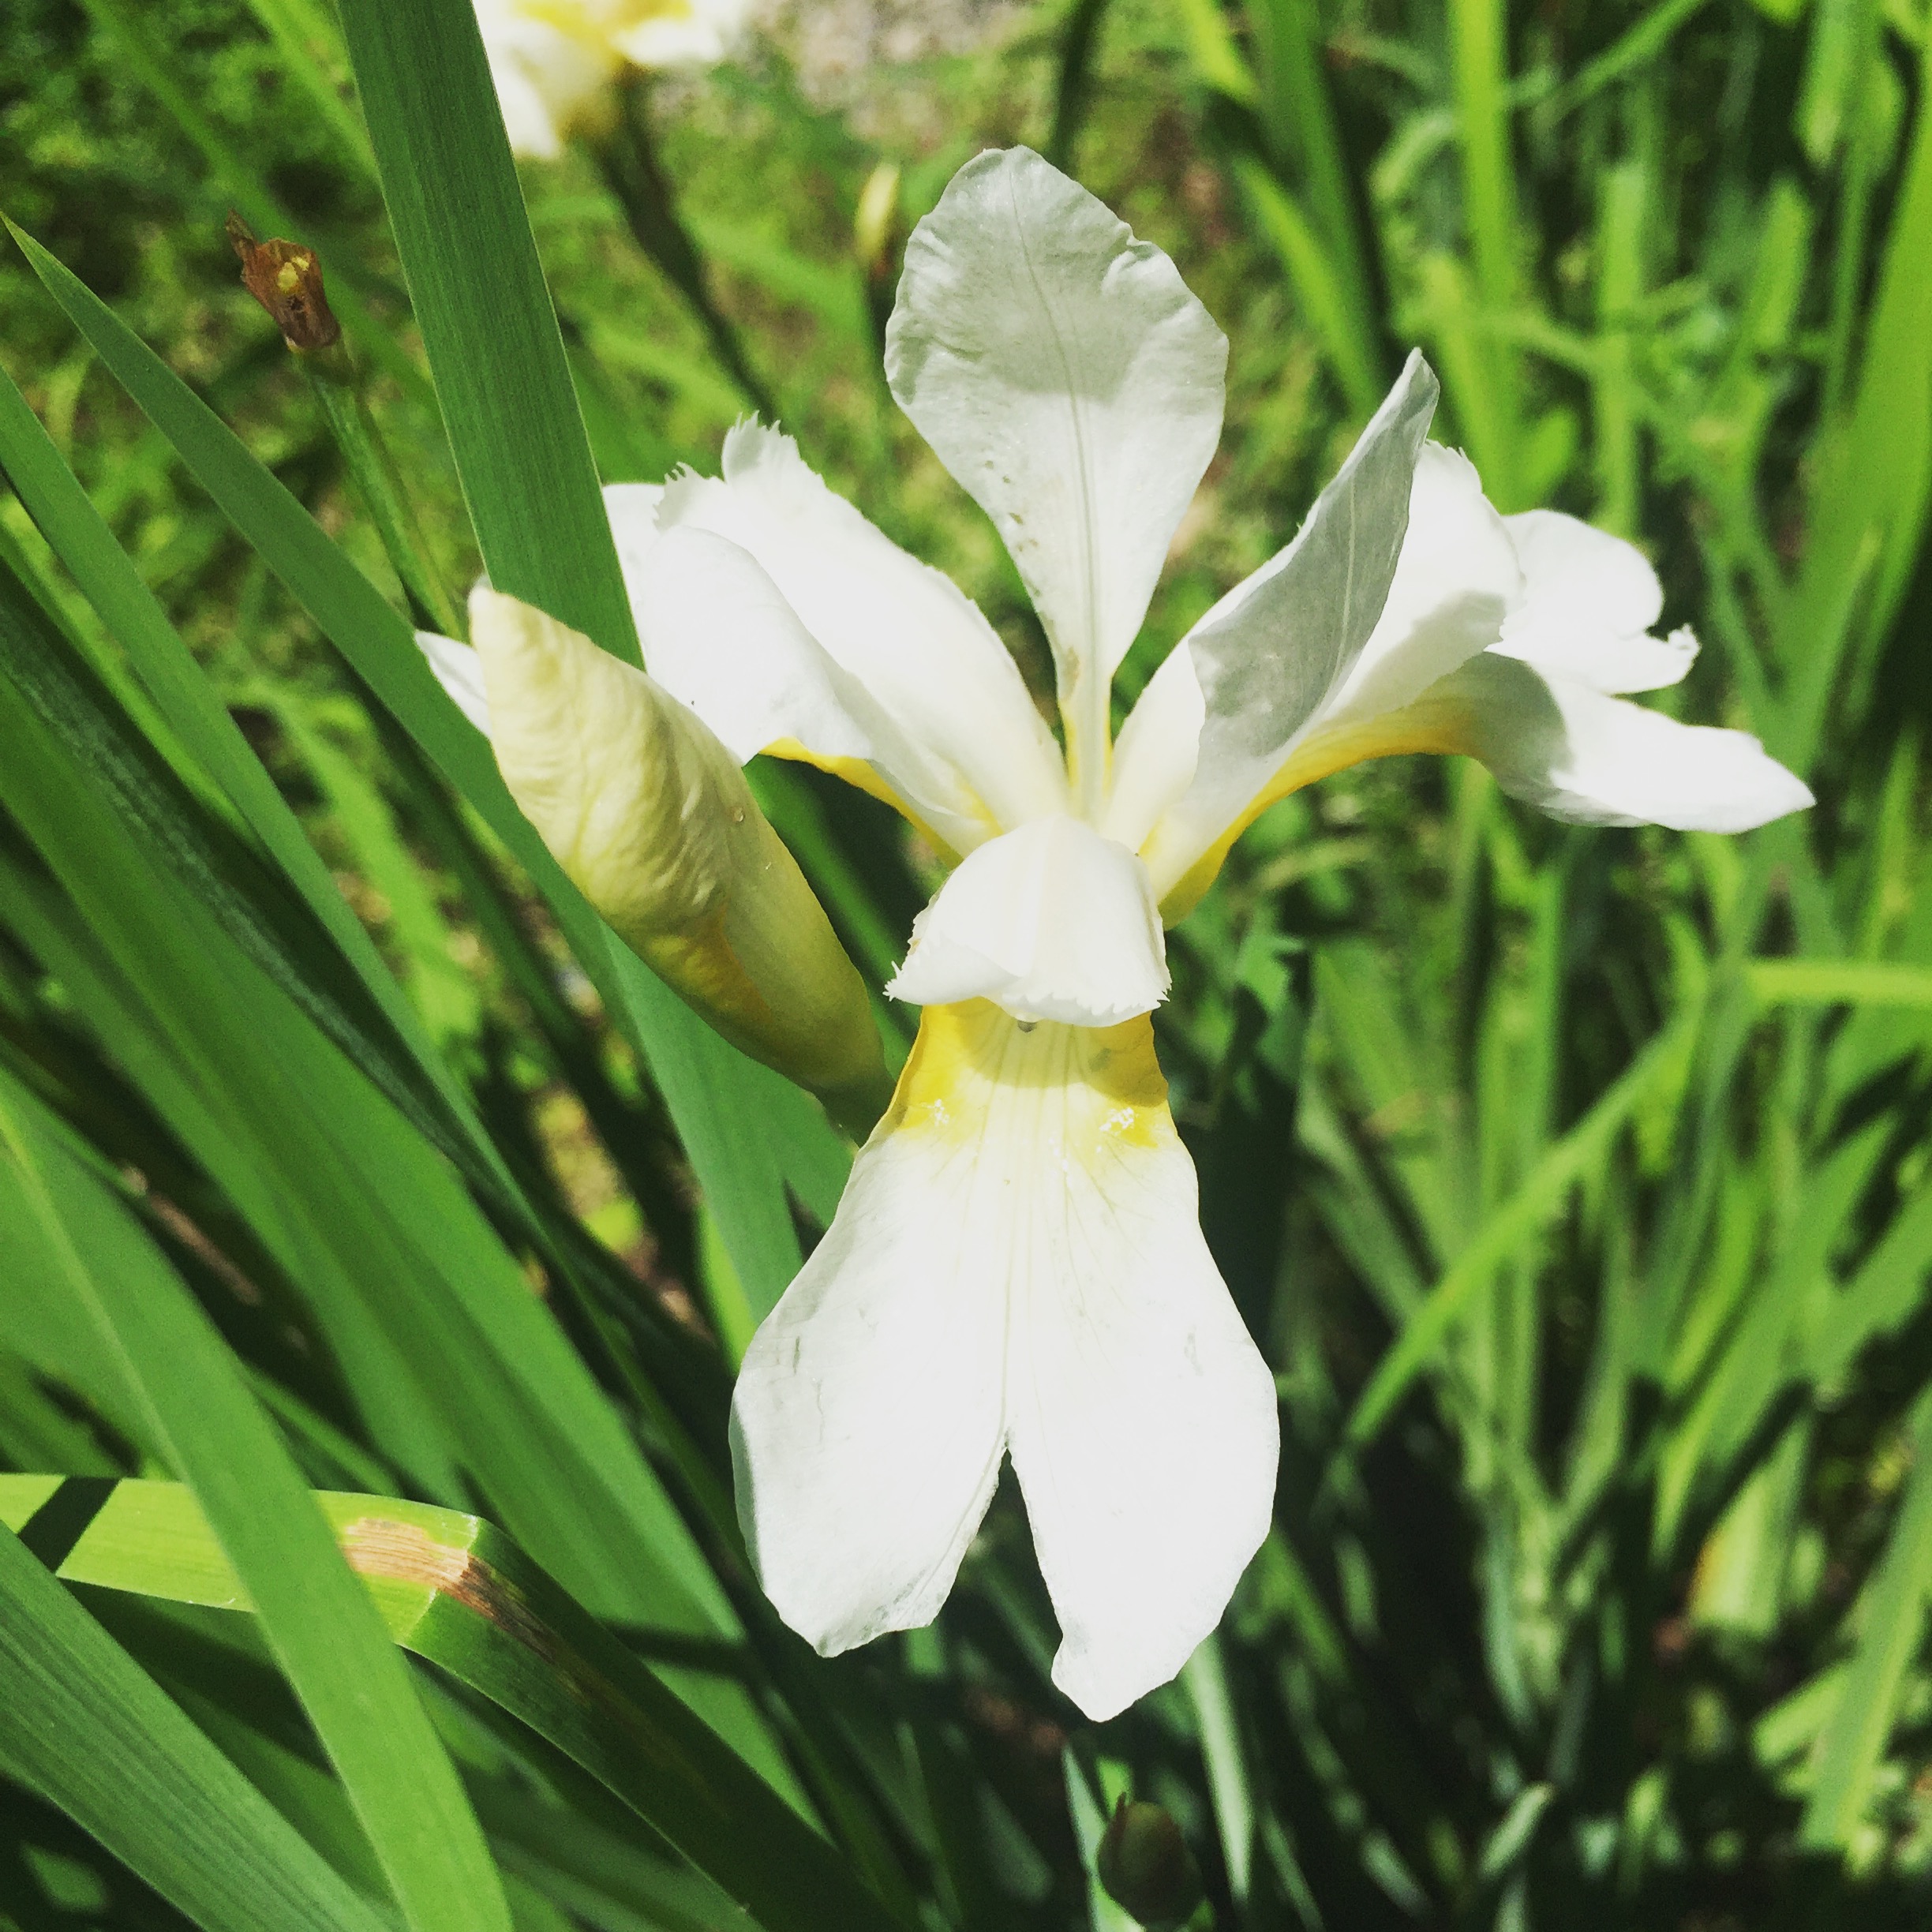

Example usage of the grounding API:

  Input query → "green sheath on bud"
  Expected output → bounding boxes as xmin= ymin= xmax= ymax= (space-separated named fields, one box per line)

xmin=1097 ymin=1796 xmax=1205 ymax=1930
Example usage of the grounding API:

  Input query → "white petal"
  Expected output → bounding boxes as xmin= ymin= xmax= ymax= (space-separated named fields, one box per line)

xmin=884 ymin=147 xmax=1227 ymax=788
xmin=631 ymin=525 xmax=991 ymax=852
xmin=1109 ymin=432 xmax=1512 ymax=871
xmin=1099 ymin=642 xmax=1204 ymax=852
xmin=623 ymin=425 xmax=1066 ymax=839
xmin=731 ymin=1003 xmax=1278 ymax=1719
xmin=1496 ymin=511 xmax=1698 ymax=693
xmin=1439 ymin=653 xmax=1814 ymax=831
xmin=1319 ymin=442 xmax=1522 ymax=725
xmin=613 ymin=0 xmax=751 ymax=67
xmin=1131 ymin=354 xmax=1440 ymax=900
xmin=473 ymin=1 xmax=615 ymax=158
xmin=415 ymin=628 xmax=493 ymax=736
xmin=888 ymin=816 xmax=1168 ymax=1026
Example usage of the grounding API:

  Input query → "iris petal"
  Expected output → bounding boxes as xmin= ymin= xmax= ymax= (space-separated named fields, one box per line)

xmin=731 ymin=1002 xmax=1277 ymax=1720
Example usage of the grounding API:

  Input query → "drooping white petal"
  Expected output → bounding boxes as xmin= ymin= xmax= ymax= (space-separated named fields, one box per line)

xmin=630 ymin=525 xmax=994 ymax=853
xmin=884 ymin=146 xmax=1227 ymax=791
xmin=1438 ymin=653 xmax=1814 ymax=831
xmin=416 ymin=628 xmax=493 ymax=736
xmin=1128 ymin=355 xmax=1441 ymax=900
xmin=731 ymin=1002 xmax=1278 ymax=1719
xmin=1496 ymin=511 xmax=1698 ymax=693
xmin=615 ymin=422 xmax=1067 ymax=842
xmin=889 ymin=816 xmax=1168 ymax=1026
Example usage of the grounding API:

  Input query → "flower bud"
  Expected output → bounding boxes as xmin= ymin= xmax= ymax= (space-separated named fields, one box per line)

xmin=225 ymin=213 xmax=341 ymax=354
xmin=467 ymin=587 xmax=885 ymax=1112
xmin=1097 ymin=1796 xmax=1204 ymax=1930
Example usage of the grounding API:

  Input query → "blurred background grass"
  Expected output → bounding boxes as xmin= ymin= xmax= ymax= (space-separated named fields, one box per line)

xmin=4 ymin=0 xmax=1932 ymax=1926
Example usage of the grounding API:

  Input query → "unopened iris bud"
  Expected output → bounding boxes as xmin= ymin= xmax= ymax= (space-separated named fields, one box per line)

xmin=466 ymin=586 xmax=885 ymax=1115
xmin=1097 ymin=1796 xmax=1204 ymax=1930
xmin=225 ymin=212 xmax=341 ymax=355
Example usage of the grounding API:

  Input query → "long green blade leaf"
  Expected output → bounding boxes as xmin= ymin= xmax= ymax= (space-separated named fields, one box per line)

xmin=0 ymin=1473 xmax=911 ymax=1932
xmin=0 ymin=1068 xmax=515 ymax=1932
xmin=0 ymin=1518 xmax=391 ymax=1932
xmin=332 ymin=0 xmax=638 ymax=661
xmin=5 ymin=215 xmax=844 ymax=1307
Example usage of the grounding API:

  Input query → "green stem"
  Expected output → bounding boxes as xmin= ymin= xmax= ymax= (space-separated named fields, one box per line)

xmin=1249 ymin=0 xmax=1380 ymax=373
xmin=304 ymin=357 xmax=460 ymax=637
xmin=1046 ymin=0 xmax=1113 ymax=173
xmin=593 ymin=78 xmax=779 ymax=423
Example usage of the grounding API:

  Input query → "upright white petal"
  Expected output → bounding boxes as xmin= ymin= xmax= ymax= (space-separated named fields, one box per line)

xmin=1100 ymin=642 xmax=1205 ymax=853
xmin=632 ymin=525 xmax=996 ymax=854
xmin=732 ymin=1002 xmax=1278 ymax=1720
xmin=885 ymin=147 xmax=1227 ymax=792
xmin=1110 ymin=432 xmax=1514 ymax=871
xmin=1319 ymin=444 xmax=1523 ymax=725
xmin=1496 ymin=511 xmax=1699 ymax=692
xmin=889 ymin=816 xmax=1169 ymax=1026
xmin=1434 ymin=653 xmax=1814 ymax=831
xmin=614 ymin=423 xmax=1066 ymax=841
xmin=1129 ymin=356 xmax=1442 ymax=901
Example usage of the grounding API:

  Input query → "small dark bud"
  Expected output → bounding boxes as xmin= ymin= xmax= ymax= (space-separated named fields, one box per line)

xmin=226 ymin=212 xmax=340 ymax=353
xmin=1097 ymin=1796 xmax=1204 ymax=1929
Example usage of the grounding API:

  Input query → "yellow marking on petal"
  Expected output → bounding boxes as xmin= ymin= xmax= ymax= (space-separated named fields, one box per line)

xmin=522 ymin=0 xmax=695 ymax=47
xmin=761 ymin=736 xmax=998 ymax=859
xmin=882 ymin=1000 xmax=1172 ymax=1163
xmin=1158 ymin=697 xmax=1477 ymax=923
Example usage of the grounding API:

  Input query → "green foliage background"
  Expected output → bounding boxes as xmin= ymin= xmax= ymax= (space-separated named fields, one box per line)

xmin=2 ymin=0 xmax=1932 ymax=1927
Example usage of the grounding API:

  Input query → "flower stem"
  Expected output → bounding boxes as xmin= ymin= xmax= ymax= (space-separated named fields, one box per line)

xmin=592 ymin=77 xmax=780 ymax=423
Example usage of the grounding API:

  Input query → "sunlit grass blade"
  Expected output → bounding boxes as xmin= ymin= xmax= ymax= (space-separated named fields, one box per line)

xmin=1342 ymin=1013 xmax=1696 ymax=1451
xmin=1231 ymin=156 xmax=1384 ymax=420
xmin=0 ymin=352 xmax=511 ymax=1210
xmin=1747 ymin=959 xmax=1932 ymax=1009
xmin=0 ymin=1070 xmax=515 ymax=1932
xmin=332 ymin=0 xmax=638 ymax=661
xmin=0 ymin=1519 xmax=393 ymax=1932
xmin=1777 ymin=28 xmax=1932 ymax=766
xmin=1799 ymin=1390 xmax=1932 ymax=1848
xmin=0 ymin=1473 xmax=912 ymax=1932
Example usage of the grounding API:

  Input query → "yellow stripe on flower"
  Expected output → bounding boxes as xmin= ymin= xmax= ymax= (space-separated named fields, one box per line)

xmin=883 ymin=998 xmax=1170 ymax=1158
xmin=1157 ymin=695 xmax=1476 ymax=922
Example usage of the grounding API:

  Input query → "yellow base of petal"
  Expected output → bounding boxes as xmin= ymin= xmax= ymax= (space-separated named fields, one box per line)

xmin=1158 ymin=700 xmax=1476 ymax=923
xmin=882 ymin=999 xmax=1170 ymax=1157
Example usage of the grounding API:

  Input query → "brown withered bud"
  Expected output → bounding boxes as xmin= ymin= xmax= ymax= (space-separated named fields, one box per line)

xmin=225 ymin=212 xmax=340 ymax=353
xmin=1097 ymin=1795 xmax=1205 ymax=1929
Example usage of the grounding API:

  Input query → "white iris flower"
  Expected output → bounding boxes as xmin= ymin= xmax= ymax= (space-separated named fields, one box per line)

xmin=474 ymin=0 xmax=751 ymax=159
xmin=424 ymin=148 xmax=1811 ymax=1720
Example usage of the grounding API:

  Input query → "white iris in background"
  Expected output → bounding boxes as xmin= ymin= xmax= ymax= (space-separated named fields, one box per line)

xmin=474 ymin=0 xmax=751 ymax=159
xmin=429 ymin=148 xmax=1810 ymax=1720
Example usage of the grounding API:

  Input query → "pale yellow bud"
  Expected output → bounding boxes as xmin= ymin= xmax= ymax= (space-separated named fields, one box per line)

xmin=469 ymin=586 xmax=885 ymax=1112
